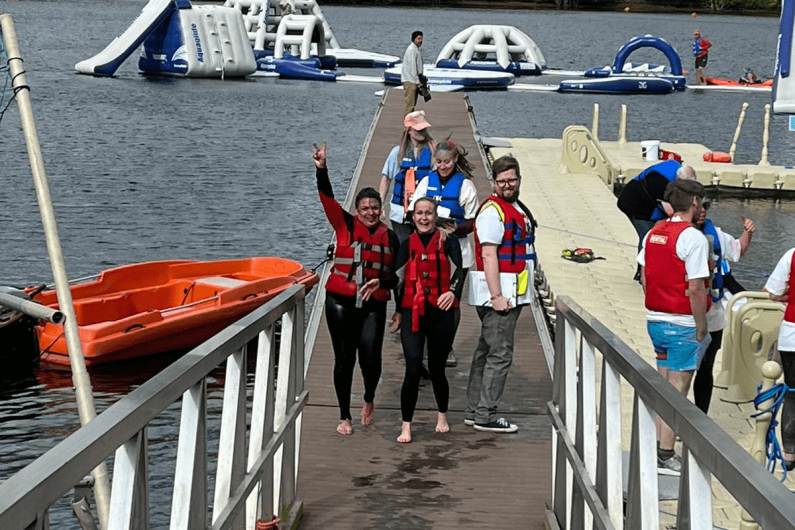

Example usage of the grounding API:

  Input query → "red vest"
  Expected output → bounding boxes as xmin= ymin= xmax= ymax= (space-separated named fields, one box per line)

xmin=645 ymin=220 xmax=711 ymax=315
xmin=401 ymin=231 xmax=457 ymax=331
xmin=325 ymin=218 xmax=393 ymax=302
xmin=785 ymin=252 xmax=795 ymax=323
xmin=474 ymin=195 xmax=535 ymax=273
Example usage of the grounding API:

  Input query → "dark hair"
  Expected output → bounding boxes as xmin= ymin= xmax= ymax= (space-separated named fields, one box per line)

xmin=664 ymin=179 xmax=705 ymax=213
xmin=411 ymin=31 xmax=423 ymax=41
xmin=434 ymin=136 xmax=474 ymax=179
xmin=491 ymin=154 xmax=521 ymax=180
xmin=355 ymin=187 xmax=382 ymax=208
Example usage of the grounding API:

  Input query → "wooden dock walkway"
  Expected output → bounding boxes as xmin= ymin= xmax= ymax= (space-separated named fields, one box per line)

xmin=295 ymin=90 xmax=553 ymax=529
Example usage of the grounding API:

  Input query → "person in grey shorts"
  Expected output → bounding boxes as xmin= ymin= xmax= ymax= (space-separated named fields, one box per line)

xmin=465 ymin=155 xmax=537 ymax=433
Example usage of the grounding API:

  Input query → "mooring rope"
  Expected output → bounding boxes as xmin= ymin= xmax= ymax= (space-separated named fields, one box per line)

xmin=752 ymin=381 xmax=795 ymax=482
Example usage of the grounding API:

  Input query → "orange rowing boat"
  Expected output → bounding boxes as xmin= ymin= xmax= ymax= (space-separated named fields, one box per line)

xmin=32 ymin=257 xmax=318 ymax=366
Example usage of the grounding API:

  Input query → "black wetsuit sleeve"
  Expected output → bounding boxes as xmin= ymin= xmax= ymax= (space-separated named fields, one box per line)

xmin=379 ymin=229 xmax=401 ymax=292
xmin=446 ymin=236 xmax=464 ymax=301
xmin=316 ymin=166 xmax=334 ymax=198
xmin=393 ymin=237 xmax=411 ymax=302
xmin=453 ymin=218 xmax=475 ymax=236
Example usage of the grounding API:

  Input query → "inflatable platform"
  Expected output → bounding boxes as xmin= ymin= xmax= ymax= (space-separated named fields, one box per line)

xmin=435 ymin=25 xmax=546 ymax=76
xmin=773 ymin=0 xmax=795 ymax=113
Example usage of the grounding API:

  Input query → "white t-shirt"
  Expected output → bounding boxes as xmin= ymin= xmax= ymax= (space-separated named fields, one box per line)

xmin=637 ymin=217 xmax=710 ymax=327
xmin=469 ymin=199 xmax=536 ymax=306
xmin=382 ymin=145 xmax=432 ymax=224
xmin=704 ymin=225 xmax=743 ymax=332
xmin=764 ymin=248 xmax=795 ymax=351
xmin=409 ymin=175 xmax=479 ymax=268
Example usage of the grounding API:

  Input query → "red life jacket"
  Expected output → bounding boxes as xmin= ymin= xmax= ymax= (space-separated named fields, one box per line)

xmin=401 ymin=231 xmax=456 ymax=331
xmin=325 ymin=218 xmax=393 ymax=302
xmin=645 ymin=220 xmax=711 ymax=315
xmin=474 ymin=195 xmax=536 ymax=273
xmin=784 ymin=252 xmax=795 ymax=324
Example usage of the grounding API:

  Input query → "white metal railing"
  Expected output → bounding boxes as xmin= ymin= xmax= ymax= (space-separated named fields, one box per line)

xmin=0 ymin=284 xmax=308 ymax=530
xmin=548 ymin=295 xmax=795 ymax=530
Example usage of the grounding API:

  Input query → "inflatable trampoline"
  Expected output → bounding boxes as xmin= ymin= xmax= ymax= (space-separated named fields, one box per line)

xmin=435 ymin=25 xmax=546 ymax=76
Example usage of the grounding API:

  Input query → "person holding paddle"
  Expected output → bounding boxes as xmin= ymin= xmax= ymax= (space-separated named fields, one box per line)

xmin=313 ymin=141 xmax=400 ymax=435
xmin=379 ymin=110 xmax=435 ymax=242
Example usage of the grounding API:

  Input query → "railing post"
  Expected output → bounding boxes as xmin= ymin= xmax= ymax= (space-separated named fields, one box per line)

xmin=170 ymin=381 xmax=208 ymax=530
xmin=625 ymin=393 xmax=659 ymax=530
xmin=618 ymin=104 xmax=627 ymax=145
xmin=552 ymin=315 xmax=577 ymax=528
xmin=728 ymin=102 xmax=749 ymax=162
xmin=107 ymin=429 xmax=150 ymax=530
xmin=571 ymin=335 xmax=596 ymax=529
xmin=595 ymin=357 xmax=623 ymax=528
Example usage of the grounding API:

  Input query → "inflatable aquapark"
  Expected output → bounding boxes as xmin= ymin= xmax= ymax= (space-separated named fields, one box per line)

xmin=434 ymin=25 xmax=547 ymax=76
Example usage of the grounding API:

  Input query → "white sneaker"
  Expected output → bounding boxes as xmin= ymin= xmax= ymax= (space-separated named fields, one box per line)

xmin=657 ymin=454 xmax=682 ymax=476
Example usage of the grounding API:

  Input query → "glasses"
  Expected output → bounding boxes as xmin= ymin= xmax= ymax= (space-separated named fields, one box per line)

xmin=702 ymin=200 xmax=711 ymax=211
xmin=494 ymin=178 xmax=519 ymax=187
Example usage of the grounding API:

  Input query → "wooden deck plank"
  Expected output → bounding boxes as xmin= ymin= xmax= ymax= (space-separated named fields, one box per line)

xmin=297 ymin=89 xmax=552 ymax=529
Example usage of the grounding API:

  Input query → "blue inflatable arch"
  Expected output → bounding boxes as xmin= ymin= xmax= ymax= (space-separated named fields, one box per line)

xmin=612 ymin=35 xmax=683 ymax=76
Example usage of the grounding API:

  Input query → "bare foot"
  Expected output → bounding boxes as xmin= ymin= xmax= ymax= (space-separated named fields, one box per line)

xmin=397 ymin=422 xmax=412 ymax=443
xmin=336 ymin=419 xmax=353 ymax=435
xmin=361 ymin=401 xmax=375 ymax=425
xmin=435 ymin=413 xmax=450 ymax=433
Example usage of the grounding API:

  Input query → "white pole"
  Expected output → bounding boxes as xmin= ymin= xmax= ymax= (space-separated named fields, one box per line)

xmin=759 ymin=104 xmax=771 ymax=166
xmin=618 ymin=104 xmax=627 ymax=145
xmin=0 ymin=14 xmax=110 ymax=529
xmin=591 ymin=103 xmax=599 ymax=140
xmin=728 ymin=102 xmax=749 ymax=162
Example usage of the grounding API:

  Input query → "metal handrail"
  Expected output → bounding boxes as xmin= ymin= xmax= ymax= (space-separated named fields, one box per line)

xmin=0 ymin=284 xmax=307 ymax=529
xmin=549 ymin=295 xmax=795 ymax=530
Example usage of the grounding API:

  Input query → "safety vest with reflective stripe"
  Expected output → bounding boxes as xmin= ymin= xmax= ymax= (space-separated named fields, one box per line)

xmin=391 ymin=147 xmax=433 ymax=207
xmin=424 ymin=171 xmax=466 ymax=221
xmin=326 ymin=219 xmax=393 ymax=302
xmin=474 ymin=195 xmax=536 ymax=274
xmin=645 ymin=220 xmax=712 ymax=315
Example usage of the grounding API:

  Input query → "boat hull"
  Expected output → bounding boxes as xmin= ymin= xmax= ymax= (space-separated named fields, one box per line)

xmin=706 ymin=77 xmax=773 ymax=87
xmin=383 ymin=66 xmax=515 ymax=88
xmin=33 ymin=257 xmax=318 ymax=366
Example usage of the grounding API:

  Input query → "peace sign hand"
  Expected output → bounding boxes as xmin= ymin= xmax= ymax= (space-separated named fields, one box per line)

xmin=312 ymin=141 xmax=327 ymax=168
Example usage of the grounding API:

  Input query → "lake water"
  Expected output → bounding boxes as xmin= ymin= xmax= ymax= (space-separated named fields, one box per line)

xmin=1 ymin=1 xmax=794 ymax=526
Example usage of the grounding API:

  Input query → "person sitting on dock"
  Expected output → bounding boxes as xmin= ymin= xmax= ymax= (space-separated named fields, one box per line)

xmin=392 ymin=197 xmax=464 ymax=443
xmin=763 ymin=248 xmax=795 ymax=471
xmin=401 ymin=31 xmax=424 ymax=116
xmin=409 ymin=138 xmax=479 ymax=367
xmin=693 ymin=30 xmax=711 ymax=85
xmin=693 ymin=202 xmax=755 ymax=415
xmin=379 ymin=110 xmax=435 ymax=243
xmin=637 ymin=178 xmax=711 ymax=475
xmin=312 ymin=141 xmax=400 ymax=435
xmin=617 ymin=161 xmax=696 ymax=281
xmin=466 ymin=155 xmax=537 ymax=433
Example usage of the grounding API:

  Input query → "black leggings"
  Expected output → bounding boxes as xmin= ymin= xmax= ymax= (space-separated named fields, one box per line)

xmin=399 ymin=306 xmax=455 ymax=422
xmin=780 ymin=351 xmax=795 ymax=453
xmin=325 ymin=292 xmax=387 ymax=421
xmin=693 ymin=330 xmax=723 ymax=414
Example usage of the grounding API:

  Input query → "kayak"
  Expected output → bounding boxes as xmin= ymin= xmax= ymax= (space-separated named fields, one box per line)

xmin=705 ymin=77 xmax=773 ymax=87
xmin=31 ymin=257 xmax=318 ymax=366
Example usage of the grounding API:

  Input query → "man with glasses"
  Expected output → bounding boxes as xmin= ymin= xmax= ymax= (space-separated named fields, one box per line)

xmin=465 ymin=155 xmax=537 ymax=433
xmin=693 ymin=200 xmax=755 ymax=414
xmin=693 ymin=30 xmax=711 ymax=85
xmin=637 ymin=178 xmax=711 ymax=475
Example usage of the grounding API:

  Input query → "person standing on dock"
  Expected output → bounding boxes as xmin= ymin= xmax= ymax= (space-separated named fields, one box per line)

xmin=693 ymin=204 xmax=755 ymax=414
xmin=617 ymin=161 xmax=696 ymax=281
xmin=392 ymin=197 xmax=464 ymax=443
xmin=312 ymin=141 xmax=400 ymax=436
xmin=466 ymin=155 xmax=537 ymax=433
xmin=763 ymin=248 xmax=795 ymax=471
xmin=637 ymin=178 xmax=711 ymax=475
xmin=401 ymin=31 xmax=424 ymax=116
xmin=693 ymin=29 xmax=711 ymax=85
xmin=409 ymin=138 xmax=479 ymax=367
xmin=380 ymin=110 xmax=435 ymax=242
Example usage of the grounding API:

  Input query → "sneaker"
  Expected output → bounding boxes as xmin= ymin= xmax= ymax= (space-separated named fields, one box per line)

xmin=463 ymin=418 xmax=475 ymax=426
xmin=473 ymin=417 xmax=518 ymax=433
xmin=657 ymin=454 xmax=682 ymax=476
xmin=446 ymin=349 xmax=458 ymax=367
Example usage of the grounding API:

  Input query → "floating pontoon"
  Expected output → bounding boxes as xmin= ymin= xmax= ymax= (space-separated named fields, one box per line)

xmin=435 ymin=25 xmax=546 ymax=76
xmin=383 ymin=65 xmax=515 ymax=89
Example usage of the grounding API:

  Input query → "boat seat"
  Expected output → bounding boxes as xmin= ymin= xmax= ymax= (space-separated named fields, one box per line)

xmin=195 ymin=276 xmax=248 ymax=288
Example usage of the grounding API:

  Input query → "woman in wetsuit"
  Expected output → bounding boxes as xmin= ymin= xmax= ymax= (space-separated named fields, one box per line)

xmin=313 ymin=141 xmax=400 ymax=435
xmin=392 ymin=197 xmax=464 ymax=443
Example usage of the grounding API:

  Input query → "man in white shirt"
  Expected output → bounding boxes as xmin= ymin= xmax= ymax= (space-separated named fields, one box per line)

xmin=465 ymin=155 xmax=537 ymax=433
xmin=401 ymin=31 xmax=424 ymax=116
xmin=637 ymin=178 xmax=710 ymax=476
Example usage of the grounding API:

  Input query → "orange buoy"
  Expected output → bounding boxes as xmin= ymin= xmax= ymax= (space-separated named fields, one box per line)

xmin=256 ymin=517 xmax=281 ymax=530
xmin=703 ymin=151 xmax=732 ymax=163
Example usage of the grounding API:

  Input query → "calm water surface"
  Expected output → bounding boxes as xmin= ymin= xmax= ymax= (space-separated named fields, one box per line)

xmin=1 ymin=1 xmax=794 ymax=526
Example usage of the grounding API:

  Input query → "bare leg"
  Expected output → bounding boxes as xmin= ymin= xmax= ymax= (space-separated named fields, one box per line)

xmin=657 ymin=366 xmax=694 ymax=450
xmin=361 ymin=401 xmax=375 ymax=425
xmin=435 ymin=412 xmax=449 ymax=433
xmin=337 ymin=419 xmax=353 ymax=435
xmin=397 ymin=421 xmax=412 ymax=443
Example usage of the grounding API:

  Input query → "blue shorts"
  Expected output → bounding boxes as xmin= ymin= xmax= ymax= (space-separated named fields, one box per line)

xmin=647 ymin=321 xmax=709 ymax=371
